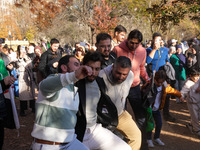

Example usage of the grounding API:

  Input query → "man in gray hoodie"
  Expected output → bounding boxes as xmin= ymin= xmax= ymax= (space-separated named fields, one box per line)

xmin=99 ymin=56 xmax=141 ymax=150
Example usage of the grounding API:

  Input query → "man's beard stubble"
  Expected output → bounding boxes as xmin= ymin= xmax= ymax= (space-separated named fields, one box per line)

xmin=86 ymin=75 xmax=98 ymax=82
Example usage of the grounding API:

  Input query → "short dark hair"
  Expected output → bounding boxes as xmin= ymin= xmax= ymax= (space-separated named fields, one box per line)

xmin=75 ymin=42 xmax=80 ymax=46
xmin=29 ymin=43 xmax=35 ymax=47
xmin=152 ymin=32 xmax=162 ymax=40
xmin=50 ymin=38 xmax=59 ymax=45
xmin=127 ymin=29 xmax=143 ymax=42
xmin=190 ymin=68 xmax=200 ymax=76
xmin=82 ymin=51 xmax=103 ymax=65
xmin=155 ymin=70 xmax=166 ymax=81
xmin=114 ymin=56 xmax=131 ymax=69
xmin=9 ymin=61 xmax=19 ymax=69
xmin=57 ymin=55 xmax=75 ymax=73
xmin=96 ymin=33 xmax=112 ymax=44
xmin=114 ymin=25 xmax=127 ymax=34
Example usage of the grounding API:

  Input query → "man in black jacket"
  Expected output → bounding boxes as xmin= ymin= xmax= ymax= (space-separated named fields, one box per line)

xmin=96 ymin=33 xmax=117 ymax=69
xmin=192 ymin=45 xmax=200 ymax=72
xmin=75 ymin=51 xmax=131 ymax=150
xmin=38 ymin=38 xmax=61 ymax=79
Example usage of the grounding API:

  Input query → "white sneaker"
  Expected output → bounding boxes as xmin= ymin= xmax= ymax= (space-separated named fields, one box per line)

xmin=147 ymin=140 xmax=154 ymax=148
xmin=154 ymin=138 xmax=165 ymax=146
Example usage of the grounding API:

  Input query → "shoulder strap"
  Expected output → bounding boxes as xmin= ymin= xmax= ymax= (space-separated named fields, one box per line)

xmin=96 ymin=77 xmax=106 ymax=93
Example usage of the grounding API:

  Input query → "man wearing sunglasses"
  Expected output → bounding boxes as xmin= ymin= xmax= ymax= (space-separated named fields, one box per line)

xmin=113 ymin=29 xmax=150 ymax=150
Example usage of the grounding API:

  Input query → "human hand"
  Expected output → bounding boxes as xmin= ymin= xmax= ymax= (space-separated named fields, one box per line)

xmin=6 ymin=64 xmax=13 ymax=70
xmin=187 ymin=57 xmax=192 ymax=62
xmin=180 ymin=97 xmax=186 ymax=102
xmin=53 ymin=62 xmax=58 ymax=68
xmin=3 ymin=75 xmax=17 ymax=86
xmin=145 ymin=78 xmax=151 ymax=84
xmin=75 ymin=65 xmax=92 ymax=80
xmin=192 ymin=48 xmax=196 ymax=54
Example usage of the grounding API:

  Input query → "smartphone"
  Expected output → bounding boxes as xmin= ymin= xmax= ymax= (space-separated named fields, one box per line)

xmin=155 ymin=39 xmax=160 ymax=44
xmin=80 ymin=42 xmax=86 ymax=47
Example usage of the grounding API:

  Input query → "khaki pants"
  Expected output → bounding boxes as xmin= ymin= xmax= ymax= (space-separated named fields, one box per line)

xmin=117 ymin=111 xmax=142 ymax=150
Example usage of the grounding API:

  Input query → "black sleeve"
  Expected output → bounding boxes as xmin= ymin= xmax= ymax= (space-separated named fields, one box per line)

xmin=38 ymin=52 xmax=48 ymax=78
xmin=0 ymin=79 xmax=10 ymax=92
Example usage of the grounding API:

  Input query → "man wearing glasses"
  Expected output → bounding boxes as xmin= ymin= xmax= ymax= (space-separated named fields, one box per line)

xmin=113 ymin=29 xmax=150 ymax=150
xmin=95 ymin=33 xmax=117 ymax=69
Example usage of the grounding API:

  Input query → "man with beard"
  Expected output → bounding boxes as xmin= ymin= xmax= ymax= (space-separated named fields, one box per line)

xmin=113 ymin=29 xmax=150 ymax=150
xmin=96 ymin=33 xmax=117 ymax=69
xmin=99 ymin=56 xmax=141 ymax=150
xmin=31 ymin=55 xmax=91 ymax=150
xmin=75 ymin=51 xmax=131 ymax=150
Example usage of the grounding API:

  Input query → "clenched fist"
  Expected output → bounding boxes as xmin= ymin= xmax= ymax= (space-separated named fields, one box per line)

xmin=75 ymin=65 xmax=92 ymax=80
xmin=3 ymin=75 xmax=17 ymax=86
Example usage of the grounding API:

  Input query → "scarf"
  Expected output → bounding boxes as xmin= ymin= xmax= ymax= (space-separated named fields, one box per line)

xmin=176 ymin=45 xmax=186 ymax=72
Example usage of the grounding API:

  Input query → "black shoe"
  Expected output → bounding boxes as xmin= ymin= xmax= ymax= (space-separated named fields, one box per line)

xmin=186 ymin=123 xmax=194 ymax=133
xmin=163 ymin=114 xmax=176 ymax=122
xmin=20 ymin=111 xmax=26 ymax=117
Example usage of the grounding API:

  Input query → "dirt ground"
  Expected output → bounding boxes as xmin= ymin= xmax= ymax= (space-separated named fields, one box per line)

xmin=2 ymin=97 xmax=200 ymax=150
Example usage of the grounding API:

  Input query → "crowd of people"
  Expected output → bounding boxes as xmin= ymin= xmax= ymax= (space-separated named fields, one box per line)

xmin=0 ymin=25 xmax=200 ymax=150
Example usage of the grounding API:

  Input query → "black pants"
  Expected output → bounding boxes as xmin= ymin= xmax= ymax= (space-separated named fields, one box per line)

xmin=163 ymin=80 xmax=176 ymax=116
xmin=20 ymin=100 xmax=35 ymax=112
xmin=163 ymin=94 xmax=170 ymax=115
xmin=127 ymin=85 xmax=148 ymax=150
xmin=0 ymin=119 xmax=4 ymax=150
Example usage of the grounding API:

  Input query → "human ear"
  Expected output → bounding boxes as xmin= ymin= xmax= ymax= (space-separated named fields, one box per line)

xmin=61 ymin=64 xmax=68 ymax=73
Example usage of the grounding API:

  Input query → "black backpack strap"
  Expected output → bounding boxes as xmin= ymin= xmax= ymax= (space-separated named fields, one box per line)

xmin=96 ymin=77 xmax=106 ymax=93
xmin=95 ymin=77 xmax=118 ymax=131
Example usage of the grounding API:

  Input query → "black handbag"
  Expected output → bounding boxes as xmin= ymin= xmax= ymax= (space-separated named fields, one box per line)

xmin=96 ymin=77 xmax=118 ymax=131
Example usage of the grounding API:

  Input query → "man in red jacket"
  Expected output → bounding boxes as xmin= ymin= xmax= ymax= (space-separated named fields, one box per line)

xmin=113 ymin=29 xmax=150 ymax=150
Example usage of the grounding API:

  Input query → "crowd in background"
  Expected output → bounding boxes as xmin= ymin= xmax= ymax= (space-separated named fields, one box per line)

xmin=0 ymin=25 xmax=200 ymax=150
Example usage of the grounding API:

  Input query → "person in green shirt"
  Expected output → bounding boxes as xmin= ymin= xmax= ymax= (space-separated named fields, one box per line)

xmin=170 ymin=44 xmax=186 ymax=103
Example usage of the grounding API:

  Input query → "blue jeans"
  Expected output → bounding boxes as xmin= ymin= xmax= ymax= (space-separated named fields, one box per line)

xmin=127 ymin=84 xmax=148 ymax=150
xmin=175 ymin=79 xmax=185 ymax=102
xmin=147 ymin=110 xmax=162 ymax=140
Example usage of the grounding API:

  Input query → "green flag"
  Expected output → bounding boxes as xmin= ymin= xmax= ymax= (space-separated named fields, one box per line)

xmin=0 ymin=59 xmax=9 ymax=80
